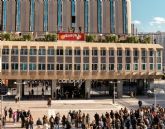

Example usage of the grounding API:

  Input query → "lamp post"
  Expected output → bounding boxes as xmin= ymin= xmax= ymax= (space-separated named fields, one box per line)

xmin=14 ymin=81 xmax=27 ymax=101
xmin=110 ymin=81 xmax=120 ymax=104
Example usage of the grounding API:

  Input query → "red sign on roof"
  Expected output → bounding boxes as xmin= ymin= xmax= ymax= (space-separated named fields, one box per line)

xmin=58 ymin=33 xmax=85 ymax=41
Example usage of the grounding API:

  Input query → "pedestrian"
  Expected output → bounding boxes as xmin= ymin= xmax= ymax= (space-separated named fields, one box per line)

xmin=47 ymin=98 xmax=51 ymax=107
xmin=138 ymin=100 xmax=142 ymax=108
xmin=8 ymin=107 xmax=13 ymax=121
xmin=29 ymin=114 xmax=34 ymax=129
xmin=36 ymin=118 xmax=42 ymax=129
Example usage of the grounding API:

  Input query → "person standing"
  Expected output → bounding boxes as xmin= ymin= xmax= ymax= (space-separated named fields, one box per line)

xmin=29 ymin=114 xmax=34 ymax=129
xmin=47 ymin=98 xmax=51 ymax=107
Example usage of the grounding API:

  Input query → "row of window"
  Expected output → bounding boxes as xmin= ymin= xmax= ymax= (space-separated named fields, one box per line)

xmin=2 ymin=63 xmax=161 ymax=71
xmin=2 ymin=48 xmax=162 ymax=57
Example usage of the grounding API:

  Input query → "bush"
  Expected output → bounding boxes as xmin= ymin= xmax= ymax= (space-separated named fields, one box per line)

xmin=0 ymin=33 xmax=11 ymax=41
xmin=86 ymin=35 xmax=95 ymax=42
xmin=23 ymin=34 xmax=31 ymax=41
xmin=44 ymin=34 xmax=57 ymax=41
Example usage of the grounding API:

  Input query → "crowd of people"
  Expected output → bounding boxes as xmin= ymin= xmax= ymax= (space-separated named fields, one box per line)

xmin=0 ymin=101 xmax=165 ymax=129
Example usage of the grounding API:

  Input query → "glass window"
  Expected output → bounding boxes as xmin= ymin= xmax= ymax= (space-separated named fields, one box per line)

xmin=157 ymin=50 xmax=161 ymax=57
xmin=83 ymin=49 xmax=89 ymax=56
xmin=38 ymin=64 xmax=45 ymax=70
xmin=74 ymin=64 xmax=81 ymax=70
xmin=117 ymin=64 xmax=122 ymax=71
xmin=142 ymin=49 xmax=146 ymax=56
xmin=83 ymin=64 xmax=89 ymax=71
xmin=109 ymin=64 xmax=114 ymax=70
xmin=20 ymin=48 xmax=28 ymax=55
xmin=11 ymin=63 xmax=18 ymax=70
xmin=30 ymin=48 xmax=37 ymax=55
xmin=39 ymin=48 xmax=46 ymax=55
xmin=57 ymin=49 xmax=63 ymax=55
xmin=74 ymin=49 xmax=81 ymax=56
xmin=65 ymin=64 xmax=72 ymax=70
xmin=134 ymin=64 xmax=138 ymax=70
xmin=150 ymin=64 xmax=154 ymax=70
xmin=65 ymin=49 xmax=72 ymax=56
xmin=117 ymin=49 xmax=122 ymax=56
xmin=101 ymin=64 xmax=106 ymax=70
xmin=149 ymin=50 xmax=154 ymax=56
xmin=2 ymin=63 xmax=8 ymax=70
xmin=101 ymin=49 xmax=106 ymax=56
xmin=125 ymin=49 xmax=130 ymax=56
xmin=125 ymin=64 xmax=130 ymax=70
xmin=92 ymin=49 xmax=98 ymax=56
xmin=47 ymin=64 xmax=54 ymax=70
xmin=92 ymin=64 xmax=97 ymax=70
xmin=47 ymin=48 xmax=54 ymax=55
xmin=20 ymin=63 xmax=27 ymax=71
xmin=157 ymin=64 xmax=161 ymax=70
xmin=142 ymin=64 xmax=146 ymax=70
xmin=2 ymin=48 xmax=9 ymax=55
xmin=56 ymin=64 xmax=63 ymax=70
xmin=11 ymin=48 xmax=18 ymax=55
xmin=109 ymin=49 xmax=114 ymax=56
xmin=29 ymin=63 xmax=36 ymax=70
xmin=133 ymin=49 xmax=138 ymax=56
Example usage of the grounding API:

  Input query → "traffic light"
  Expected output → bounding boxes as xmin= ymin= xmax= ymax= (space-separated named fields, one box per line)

xmin=0 ymin=84 xmax=8 ymax=95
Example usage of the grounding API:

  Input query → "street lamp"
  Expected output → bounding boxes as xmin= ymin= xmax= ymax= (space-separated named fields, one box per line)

xmin=14 ymin=81 xmax=27 ymax=101
xmin=1 ymin=91 xmax=11 ymax=118
xmin=110 ymin=81 xmax=120 ymax=104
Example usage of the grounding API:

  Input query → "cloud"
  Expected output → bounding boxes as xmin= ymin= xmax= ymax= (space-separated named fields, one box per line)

xmin=132 ymin=20 xmax=141 ymax=25
xmin=150 ymin=17 xmax=165 ymax=26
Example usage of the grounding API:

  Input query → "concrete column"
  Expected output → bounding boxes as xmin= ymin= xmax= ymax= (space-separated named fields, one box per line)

xmin=16 ymin=79 xmax=22 ymax=99
xmin=52 ymin=80 xmax=57 ymax=99
xmin=130 ymin=48 xmax=133 ymax=72
xmin=146 ymin=49 xmax=149 ymax=73
xmin=117 ymin=80 xmax=123 ymax=98
xmin=89 ymin=48 xmax=92 ymax=72
xmin=139 ymin=48 xmax=142 ymax=72
xmin=9 ymin=46 xmax=12 ymax=73
xmin=106 ymin=48 xmax=109 ymax=71
xmin=85 ymin=80 xmax=91 ymax=99
xmin=98 ymin=48 xmax=101 ymax=72
xmin=122 ymin=48 xmax=125 ymax=72
xmin=114 ymin=48 xmax=117 ymax=72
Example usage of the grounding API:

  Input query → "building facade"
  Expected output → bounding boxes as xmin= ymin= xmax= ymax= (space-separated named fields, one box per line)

xmin=0 ymin=41 xmax=163 ymax=99
xmin=0 ymin=0 xmax=131 ymax=34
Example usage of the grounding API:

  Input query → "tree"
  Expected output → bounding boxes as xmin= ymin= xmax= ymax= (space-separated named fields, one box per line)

xmin=86 ymin=34 xmax=95 ymax=42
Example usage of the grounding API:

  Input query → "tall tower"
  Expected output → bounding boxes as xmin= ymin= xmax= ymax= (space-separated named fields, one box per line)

xmin=126 ymin=0 xmax=131 ymax=34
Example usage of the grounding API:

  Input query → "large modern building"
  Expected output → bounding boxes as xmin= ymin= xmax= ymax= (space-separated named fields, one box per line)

xmin=0 ymin=41 xmax=163 ymax=99
xmin=0 ymin=0 xmax=131 ymax=34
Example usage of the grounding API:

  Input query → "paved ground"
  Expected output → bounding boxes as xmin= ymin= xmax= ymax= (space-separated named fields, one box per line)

xmin=1 ymin=95 xmax=165 ymax=129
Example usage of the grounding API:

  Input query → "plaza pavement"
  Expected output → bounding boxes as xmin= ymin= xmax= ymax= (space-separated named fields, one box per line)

xmin=2 ymin=95 xmax=165 ymax=129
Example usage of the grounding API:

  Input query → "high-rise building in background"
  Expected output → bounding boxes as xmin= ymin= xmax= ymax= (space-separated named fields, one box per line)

xmin=0 ymin=0 xmax=131 ymax=35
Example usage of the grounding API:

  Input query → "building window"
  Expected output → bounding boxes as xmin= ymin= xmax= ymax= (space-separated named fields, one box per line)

xmin=97 ymin=0 xmax=102 ymax=33
xmin=92 ymin=64 xmax=97 ymax=71
xmin=125 ymin=49 xmax=130 ymax=56
xmin=57 ymin=0 xmax=62 ymax=31
xmin=83 ymin=49 xmax=89 ymax=56
xmin=110 ymin=0 xmax=115 ymax=33
xmin=157 ymin=64 xmax=161 ymax=70
xmin=142 ymin=49 xmax=146 ymax=56
xmin=30 ymin=48 xmax=37 ymax=55
xmin=20 ymin=63 xmax=27 ymax=71
xmin=38 ymin=64 xmax=46 ymax=70
xmin=157 ymin=50 xmax=161 ymax=57
xmin=149 ymin=50 xmax=154 ymax=56
xmin=57 ymin=49 xmax=63 ymax=56
xmin=30 ymin=0 xmax=35 ymax=31
xmin=2 ymin=49 xmax=9 ymax=55
xmin=20 ymin=49 xmax=28 ymax=55
xmin=83 ymin=64 xmax=89 ymax=71
xmin=47 ymin=48 xmax=54 ymax=56
xmin=2 ymin=63 xmax=8 ymax=70
xmin=11 ymin=63 xmax=18 ymax=70
xmin=92 ymin=49 xmax=98 ymax=56
xmin=84 ymin=0 xmax=88 ymax=32
xmin=29 ymin=63 xmax=36 ymax=70
xmin=39 ymin=48 xmax=46 ymax=55
xmin=11 ymin=48 xmax=18 ymax=55
xmin=56 ymin=64 xmax=63 ymax=70
xmin=134 ymin=64 xmax=138 ymax=70
xmin=142 ymin=64 xmax=146 ymax=70
xmin=16 ymin=0 xmax=21 ymax=31
xmin=117 ymin=49 xmax=122 ymax=56
xmin=71 ymin=0 xmax=76 ymax=28
xmin=122 ymin=0 xmax=128 ymax=34
xmin=133 ymin=49 xmax=138 ymax=56
xmin=74 ymin=64 xmax=81 ymax=70
xmin=101 ymin=49 xmax=106 ymax=56
xmin=43 ymin=0 xmax=48 ymax=31
xmin=74 ymin=49 xmax=81 ymax=56
xmin=65 ymin=49 xmax=72 ymax=56
xmin=109 ymin=49 xmax=114 ymax=56
xmin=109 ymin=64 xmax=114 ymax=71
xmin=47 ymin=64 xmax=54 ymax=70
xmin=125 ymin=64 xmax=130 ymax=70
xmin=101 ymin=64 xmax=106 ymax=71
xmin=117 ymin=64 xmax=122 ymax=71
xmin=65 ymin=64 xmax=72 ymax=71
xmin=150 ymin=64 xmax=154 ymax=70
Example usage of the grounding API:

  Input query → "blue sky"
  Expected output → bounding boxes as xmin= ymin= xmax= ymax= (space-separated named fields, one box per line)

xmin=132 ymin=0 xmax=165 ymax=33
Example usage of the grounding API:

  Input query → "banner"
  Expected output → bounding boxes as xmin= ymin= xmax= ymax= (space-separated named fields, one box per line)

xmin=58 ymin=33 xmax=85 ymax=41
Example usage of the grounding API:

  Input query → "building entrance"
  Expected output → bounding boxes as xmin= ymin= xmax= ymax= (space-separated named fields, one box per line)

xmin=57 ymin=80 xmax=85 ymax=99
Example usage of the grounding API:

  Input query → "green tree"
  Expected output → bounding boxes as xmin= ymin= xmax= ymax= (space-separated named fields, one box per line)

xmin=86 ymin=34 xmax=95 ymax=42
